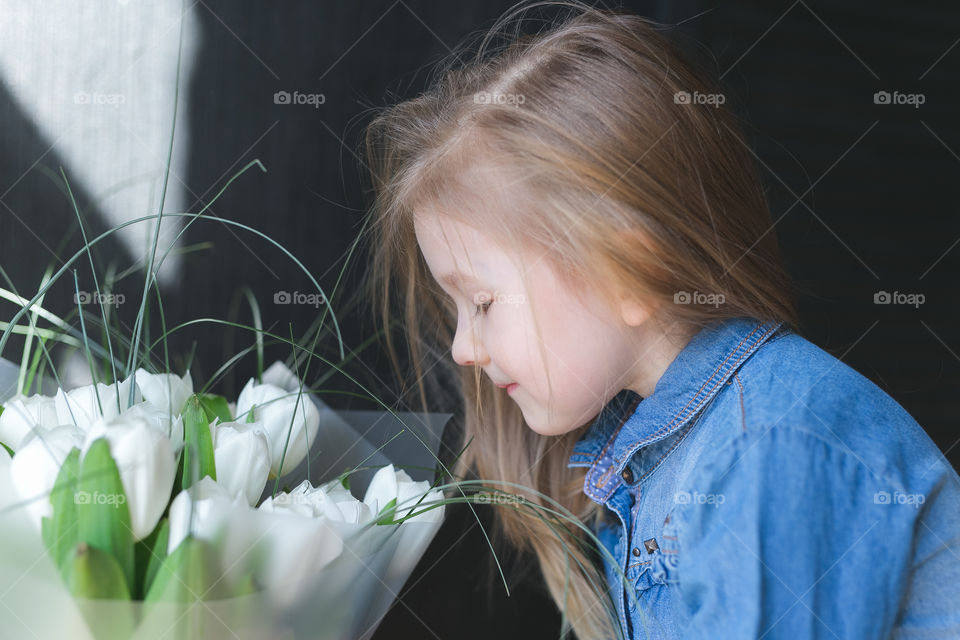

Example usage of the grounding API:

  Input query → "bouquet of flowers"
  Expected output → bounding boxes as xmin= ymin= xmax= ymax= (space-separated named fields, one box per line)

xmin=0 ymin=348 xmax=449 ymax=639
xmin=0 ymin=352 xmax=449 ymax=638
xmin=0 ymin=158 xmax=452 ymax=638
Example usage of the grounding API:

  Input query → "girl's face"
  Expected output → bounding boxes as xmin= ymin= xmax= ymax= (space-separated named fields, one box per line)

xmin=414 ymin=210 xmax=668 ymax=436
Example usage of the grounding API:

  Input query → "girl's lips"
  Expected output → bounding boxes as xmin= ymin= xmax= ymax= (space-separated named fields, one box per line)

xmin=494 ymin=381 xmax=518 ymax=393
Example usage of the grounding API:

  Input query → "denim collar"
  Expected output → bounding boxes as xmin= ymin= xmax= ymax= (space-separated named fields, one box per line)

xmin=567 ymin=316 xmax=788 ymax=499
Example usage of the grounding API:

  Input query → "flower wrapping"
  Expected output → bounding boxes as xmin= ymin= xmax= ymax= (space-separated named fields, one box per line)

xmin=0 ymin=357 xmax=451 ymax=640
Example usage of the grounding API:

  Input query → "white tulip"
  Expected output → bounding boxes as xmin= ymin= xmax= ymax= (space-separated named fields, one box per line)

xmin=82 ymin=415 xmax=177 ymax=541
xmin=0 ymin=393 xmax=60 ymax=451
xmin=134 ymin=368 xmax=193 ymax=417
xmin=261 ymin=478 xmax=375 ymax=526
xmin=170 ymin=476 xmax=344 ymax=606
xmin=55 ymin=377 xmax=139 ymax=432
xmin=120 ymin=401 xmax=184 ymax=454
xmin=212 ymin=421 xmax=271 ymax=506
xmin=167 ymin=476 xmax=247 ymax=555
xmin=235 ymin=378 xmax=319 ymax=478
xmin=261 ymin=360 xmax=300 ymax=393
xmin=257 ymin=486 xmax=344 ymax=606
xmin=362 ymin=465 xmax=446 ymax=593
xmin=10 ymin=425 xmax=84 ymax=530
xmin=363 ymin=464 xmax=445 ymax=523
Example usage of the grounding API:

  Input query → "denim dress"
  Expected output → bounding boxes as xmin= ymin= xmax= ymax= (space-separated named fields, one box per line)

xmin=568 ymin=316 xmax=960 ymax=639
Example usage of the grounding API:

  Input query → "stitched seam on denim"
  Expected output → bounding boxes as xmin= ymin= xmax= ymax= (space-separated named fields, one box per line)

xmin=587 ymin=396 xmax=643 ymax=490
xmin=596 ymin=464 xmax=614 ymax=488
xmin=617 ymin=321 xmax=781 ymax=465
xmin=618 ymin=322 xmax=763 ymax=458
xmin=631 ymin=324 xmax=763 ymax=447
xmin=735 ymin=372 xmax=747 ymax=432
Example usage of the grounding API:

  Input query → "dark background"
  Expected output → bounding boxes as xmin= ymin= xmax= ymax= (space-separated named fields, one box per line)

xmin=1 ymin=1 xmax=958 ymax=638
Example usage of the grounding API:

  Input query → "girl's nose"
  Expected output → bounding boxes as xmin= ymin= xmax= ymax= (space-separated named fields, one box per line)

xmin=451 ymin=316 xmax=489 ymax=367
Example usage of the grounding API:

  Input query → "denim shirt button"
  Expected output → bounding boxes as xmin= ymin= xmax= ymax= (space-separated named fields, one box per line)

xmin=632 ymin=546 xmax=641 ymax=557
xmin=621 ymin=467 xmax=634 ymax=484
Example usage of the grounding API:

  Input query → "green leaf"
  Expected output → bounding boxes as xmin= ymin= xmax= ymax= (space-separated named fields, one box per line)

xmin=340 ymin=474 xmax=350 ymax=492
xmin=245 ymin=403 xmax=257 ymax=423
xmin=198 ymin=394 xmax=232 ymax=425
xmin=63 ymin=542 xmax=135 ymax=640
xmin=1 ymin=441 xmax=12 ymax=457
xmin=43 ymin=447 xmax=81 ymax=572
xmin=64 ymin=542 xmax=131 ymax=599
xmin=375 ymin=497 xmax=398 ymax=525
xmin=145 ymin=536 xmax=226 ymax=603
xmin=136 ymin=518 xmax=170 ymax=600
xmin=181 ymin=395 xmax=217 ymax=491
xmin=141 ymin=537 xmax=228 ymax=640
xmin=76 ymin=438 xmax=135 ymax=592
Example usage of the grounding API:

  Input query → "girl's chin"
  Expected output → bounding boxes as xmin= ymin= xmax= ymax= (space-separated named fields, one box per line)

xmin=523 ymin=413 xmax=578 ymax=437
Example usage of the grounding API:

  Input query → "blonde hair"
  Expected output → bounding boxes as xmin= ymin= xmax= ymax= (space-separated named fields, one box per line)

xmin=361 ymin=2 xmax=799 ymax=637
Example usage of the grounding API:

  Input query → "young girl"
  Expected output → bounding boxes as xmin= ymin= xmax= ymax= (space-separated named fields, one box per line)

xmin=362 ymin=3 xmax=960 ymax=638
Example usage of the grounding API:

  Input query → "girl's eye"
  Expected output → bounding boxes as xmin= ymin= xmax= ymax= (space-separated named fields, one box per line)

xmin=474 ymin=300 xmax=492 ymax=317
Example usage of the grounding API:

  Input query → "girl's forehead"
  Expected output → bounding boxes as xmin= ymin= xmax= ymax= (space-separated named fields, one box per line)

xmin=414 ymin=210 xmax=525 ymax=277
xmin=414 ymin=210 xmax=498 ymax=257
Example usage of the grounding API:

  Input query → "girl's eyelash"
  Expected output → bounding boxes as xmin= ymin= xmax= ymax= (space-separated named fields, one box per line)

xmin=474 ymin=300 xmax=492 ymax=317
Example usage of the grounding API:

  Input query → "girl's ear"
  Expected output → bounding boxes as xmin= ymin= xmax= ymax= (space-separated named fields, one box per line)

xmin=618 ymin=294 xmax=658 ymax=327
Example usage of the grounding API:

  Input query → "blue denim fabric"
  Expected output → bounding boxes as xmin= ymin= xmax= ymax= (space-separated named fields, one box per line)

xmin=568 ymin=316 xmax=960 ymax=639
